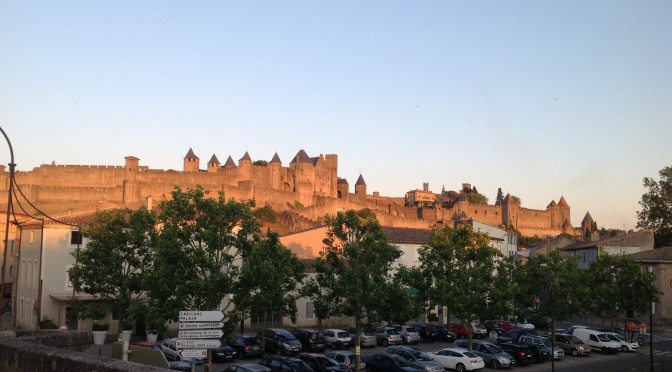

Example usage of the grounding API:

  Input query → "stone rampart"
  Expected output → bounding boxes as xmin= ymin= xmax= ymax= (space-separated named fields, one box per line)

xmin=0 ymin=331 xmax=165 ymax=372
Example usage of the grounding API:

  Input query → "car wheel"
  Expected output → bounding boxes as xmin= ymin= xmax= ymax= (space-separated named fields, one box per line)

xmin=492 ymin=359 xmax=501 ymax=369
xmin=383 ymin=339 xmax=389 ymax=347
xmin=455 ymin=363 xmax=466 ymax=372
xmin=571 ymin=348 xmax=579 ymax=356
xmin=621 ymin=346 xmax=628 ymax=352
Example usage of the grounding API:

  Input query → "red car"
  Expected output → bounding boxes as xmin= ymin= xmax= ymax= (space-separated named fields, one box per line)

xmin=496 ymin=321 xmax=515 ymax=331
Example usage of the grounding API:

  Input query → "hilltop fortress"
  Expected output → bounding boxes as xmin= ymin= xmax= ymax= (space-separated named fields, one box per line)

xmin=0 ymin=148 xmax=583 ymax=237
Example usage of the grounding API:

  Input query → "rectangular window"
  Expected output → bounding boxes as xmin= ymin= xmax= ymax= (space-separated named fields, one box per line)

xmin=65 ymin=265 xmax=73 ymax=288
xmin=71 ymin=231 xmax=82 ymax=245
xmin=306 ymin=302 xmax=314 ymax=319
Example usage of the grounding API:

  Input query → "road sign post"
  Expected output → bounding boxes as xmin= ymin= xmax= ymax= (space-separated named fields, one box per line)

xmin=178 ymin=310 xmax=226 ymax=372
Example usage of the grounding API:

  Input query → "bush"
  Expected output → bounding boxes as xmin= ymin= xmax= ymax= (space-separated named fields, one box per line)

xmin=92 ymin=323 xmax=109 ymax=331
xmin=39 ymin=318 xmax=58 ymax=329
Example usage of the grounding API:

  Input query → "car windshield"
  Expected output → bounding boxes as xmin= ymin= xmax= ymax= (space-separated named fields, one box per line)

xmin=473 ymin=323 xmax=485 ymax=330
xmin=337 ymin=332 xmax=349 ymax=338
xmin=363 ymin=331 xmax=375 ymax=336
xmin=411 ymin=350 xmax=433 ymax=361
xmin=318 ymin=358 xmax=340 ymax=367
xmin=486 ymin=345 xmax=503 ymax=353
xmin=288 ymin=362 xmax=313 ymax=372
xmin=539 ymin=338 xmax=552 ymax=347
xmin=567 ymin=335 xmax=582 ymax=344
xmin=597 ymin=334 xmax=612 ymax=342
xmin=392 ymin=356 xmax=414 ymax=367
xmin=386 ymin=329 xmax=399 ymax=335
xmin=245 ymin=337 xmax=261 ymax=345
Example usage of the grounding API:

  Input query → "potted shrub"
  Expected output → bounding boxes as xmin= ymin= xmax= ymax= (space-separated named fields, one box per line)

xmin=121 ymin=322 xmax=134 ymax=343
xmin=92 ymin=322 xmax=109 ymax=345
xmin=144 ymin=307 xmax=166 ymax=342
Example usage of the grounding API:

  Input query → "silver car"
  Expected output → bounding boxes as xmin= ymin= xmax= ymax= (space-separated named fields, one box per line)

xmin=377 ymin=327 xmax=403 ymax=346
xmin=386 ymin=346 xmax=444 ymax=372
xmin=394 ymin=325 xmax=422 ymax=344
xmin=455 ymin=339 xmax=514 ymax=369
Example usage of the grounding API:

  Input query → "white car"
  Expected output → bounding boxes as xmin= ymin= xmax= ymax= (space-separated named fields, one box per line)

xmin=604 ymin=332 xmax=639 ymax=352
xmin=470 ymin=323 xmax=487 ymax=338
xmin=515 ymin=320 xmax=535 ymax=330
xmin=160 ymin=338 xmax=206 ymax=362
xmin=430 ymin=347 xmax=485 ymax=372
xmin=323 ymin=328 xmax=352 ymax=349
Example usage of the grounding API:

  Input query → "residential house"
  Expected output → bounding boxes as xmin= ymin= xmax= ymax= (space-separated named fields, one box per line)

xmin=628 ymin=247 xmax=672 ymax=325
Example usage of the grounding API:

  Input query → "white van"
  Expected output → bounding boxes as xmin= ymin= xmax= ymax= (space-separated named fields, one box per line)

xmin=572 ymin=329 xmax=620 ymax=354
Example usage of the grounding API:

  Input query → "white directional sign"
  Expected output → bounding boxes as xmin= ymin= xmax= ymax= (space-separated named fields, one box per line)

xmin=179 ymin=329 xmax=224 ymax=339
xmin=179 ymin=321 xmax=224 ymax=330
xmin=176 ymin=339 xmax=222 ymax=349
xmin=179 ymin=349 xmax=208 ymax=359
xmin=179 ymin=311 xmax=225 ymax=322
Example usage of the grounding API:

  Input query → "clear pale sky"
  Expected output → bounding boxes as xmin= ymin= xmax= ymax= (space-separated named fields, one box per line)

xmin=1 ymin=1 xmax=670 ymax=230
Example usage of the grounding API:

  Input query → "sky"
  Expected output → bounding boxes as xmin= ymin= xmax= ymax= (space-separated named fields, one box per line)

xmin=1 ymin=1 xmax=670 ymax=231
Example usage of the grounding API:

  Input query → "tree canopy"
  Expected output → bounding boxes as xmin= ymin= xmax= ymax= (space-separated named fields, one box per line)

xmin=637 ymin=165 xmax=672 ymax=247
xmin=68 ymin=207 xmax=157 ymax=331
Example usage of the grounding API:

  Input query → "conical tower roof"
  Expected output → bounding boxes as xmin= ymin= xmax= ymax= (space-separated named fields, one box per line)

xmin=239 ymin=151 xmax=252 ymax=162
xmin=208 ymin=154 xmax=220 ymax=165
xmin=184 ymin=148 xmax=199 ymax=160
xmin=355 ymin=174 xmax=366 ymax=186
xmin=582 ymin=211 xmax=594 ymax=225
xmin=224 ymin=156 xmax=236 ymax=168
xmin=270 ymin=152 xmax=282 ymax=164
xmin=337 ymin=178 xmax=349 ymax=185
xmin=562 ymin=218 xmax=572 ymax=228
xmin=558 ymin=196 xmax=570 ymax=207
xmin=547 ymin=200 xmax=557 ymax=208
xmin=290 ymin=149 xmax=311 ymax=164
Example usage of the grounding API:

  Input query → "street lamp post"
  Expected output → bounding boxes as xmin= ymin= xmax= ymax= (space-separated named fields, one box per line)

xmin=540 ymin=263 xmax=555 ymax=372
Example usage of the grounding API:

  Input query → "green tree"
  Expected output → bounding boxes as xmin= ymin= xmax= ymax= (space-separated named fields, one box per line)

xmin=466 ymin=192 xmax=489 ymax=205
xmin=512 ymin=251 xmax=585 ymax=333
xmin=305 ymin=210 xmax=416 ymax=371
xmin=68 ymin=207 xmax=157 ymax=333
xmin=233 ymin=231 xmax=305 ymax=346
xmin=637 ymin=165 xmax=672 ymax=247
xmin=586 ymin=254 xmax=659 ymax=329
xmin=495 ymin=188 xmax=504 ymax=206
xmin=151 ymin=185 xmax=259 ymax=334
xmin=418 ymin=225 xmax=512 ymax=350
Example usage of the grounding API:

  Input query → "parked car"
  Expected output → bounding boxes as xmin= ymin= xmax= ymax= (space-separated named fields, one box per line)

xmin=292 ymin=329 xmax=327 ymax=352
xmin=603 ymin=332 xmax=639 ymax=352
xmin=553 ymin=333 xmax=591 ymax=356
xmin=435 ymin=325 xmax=457 ymax=342
xmin=222 ymin=364 xmax=271 ymax=372
xmin=230 ymin=335 xmax=264 ymax=359
xmin=518 ymin=335 xmax=563 ymax=361
xmin=298 ymin=353 xmax=350 ymax=372
xmin=211 ymin=344 xmax=237 ymax=363
xmin=259 ymin=355 xmax=314 ymax=372
xmin=394 ymin=325 xmax=422 ymax=344
xmin=264 ymin=329 xmax=303 ymax=355
xmin=429 ymin=347 xmax=485 ymax=372
xmin=411 ymin=324 xmax=438 ymax=343
xmin=470 ymin=323 xmax=487 ymax=339
xmin=566 ymin=325 xmax=589 ymax=335
xmin=376 ymin=327 xmax=403 ymax=346
xmin=514 ymin=320 xmax=535 ymax=330
xmin=362 ymin=353 xmax=424 ymax=372
xmin=572 ymin=328 xmax=620 ymax=354
xmin=323 ymin=329 xmax=352 ymax=349
xmin=495 ymin=328 xmax=536 ymax=344
xmin=346 ymin=327 xmax=376 ymax=348
xmin=497 ymin=343 xmax=535 ymax=366
xmin=514 ymin=335 xmax=552 ymax=363
xmin=598 ymin=328 xmax=648 ymax=347
xmin=385 ymin=345 xmax=444 ymax=372
xmin=454 ymin=339 xmax=514 ymax=369
xmin=161 ymin=338 xmax=205 ymax=363
xmin=449 ymin=324 xmax=471 ymax=339
xmin=326 ymin=350 xmax=367 ymax=371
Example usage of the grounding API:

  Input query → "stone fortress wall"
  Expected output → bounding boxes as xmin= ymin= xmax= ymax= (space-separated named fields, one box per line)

xmin=0 ymin=148 xmax=574 ymax=237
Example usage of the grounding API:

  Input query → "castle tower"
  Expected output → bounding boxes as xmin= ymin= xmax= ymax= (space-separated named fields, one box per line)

xmin=547 ymin=200 xmax=559 ymax=228
xmin=501 ymin=193 xmax=520 ymax=230
xmin=238 ymin=151 xmax=252 ymax=180
xmin=557 ymin=196 xmax=571 ymax=230
xmin=423 ymin=183 xmax=429 ymax=192
xmin=290 ymin=149 xmax=316 ymax=201
xmin=183 ymin=148 xmax=200 ymax=172
xmin=123 ymin=156 xmax=140 ymax=204
xmin=355 ymin=174 xmax=367 ymax=196
xmin=270 ymin=152 xmax=282 ymax=190
xmin=207 ymin=154 xmax=220 ymax=173
xmin=223 ymin=156 xmax=236 ymax=169
xmin=323 ymin=154 xmax=338 ymax=198
xmin=562 ymin=218 xmax=574 ymax=235
xmin=337 ymin=178 xmax=349 ymax=199
xmin=581 ymin=211 xmax=595 ymax=237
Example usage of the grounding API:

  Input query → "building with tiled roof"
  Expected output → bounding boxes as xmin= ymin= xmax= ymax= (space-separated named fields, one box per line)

xmin=628 ymin=247 xmax=672 ymax=324
xmin=558 ymin=229 xmax=654 ymax=269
